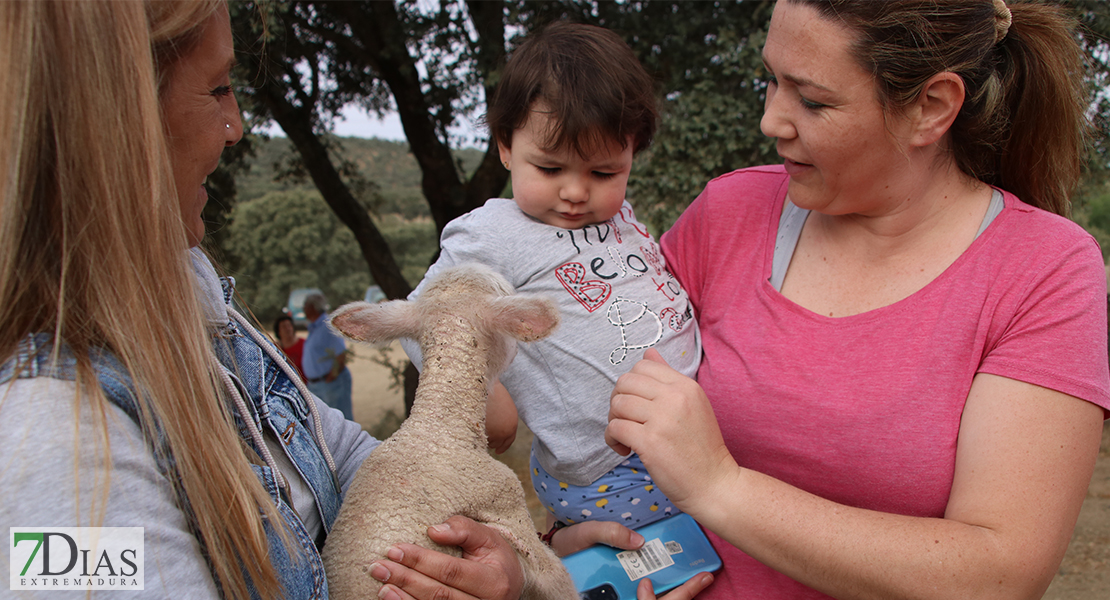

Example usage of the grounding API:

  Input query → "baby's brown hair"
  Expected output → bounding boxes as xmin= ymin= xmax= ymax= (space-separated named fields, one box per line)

xmin=487 ymin=21 xmax=657 ymax=159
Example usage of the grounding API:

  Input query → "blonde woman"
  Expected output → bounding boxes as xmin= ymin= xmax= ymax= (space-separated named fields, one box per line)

xmin=0 ymin=2 xmax=531 ymax=598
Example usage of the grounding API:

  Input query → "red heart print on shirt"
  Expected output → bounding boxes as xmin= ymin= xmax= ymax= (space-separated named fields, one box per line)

xmin=659 ymin=307 xmax=687 ymax=332
xmin=555 ymin=262 xmax=612 ymax=312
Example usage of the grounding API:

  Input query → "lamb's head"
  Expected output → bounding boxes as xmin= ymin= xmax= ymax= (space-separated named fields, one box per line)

xmin=329 ymin=264 xmax=559 ymax=380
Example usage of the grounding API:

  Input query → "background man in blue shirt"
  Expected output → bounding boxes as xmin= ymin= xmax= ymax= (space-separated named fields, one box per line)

xmin=302 ymin=293 xmax=354 ymax=420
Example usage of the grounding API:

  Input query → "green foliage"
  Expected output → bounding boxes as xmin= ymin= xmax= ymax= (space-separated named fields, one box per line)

xmin=1073 ymin=183 xmax=1110 ymax=261
xmin=232 ymin=137 xmax=301 ymax=202
xmin=232 ymin=136 xmax=484 ymax=215
xmin=1070 ymin=0 xmax=1110 ymax=187
xmin=224 ymin=189 xmax=372 ymax=320
xmin=1088 ymin=194 xmax=1110 ymax=236
xmin=223 ymin=184 xmax=439 ymax=322
xmin=630 ymin=24 xmax=777 ymax=233
xmin=220 ymin=137 xmax=466 ymax=321
xmin=375 ymin=214 xmax=440 ymax=287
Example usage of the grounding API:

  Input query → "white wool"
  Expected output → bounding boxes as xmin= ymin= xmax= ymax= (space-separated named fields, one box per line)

xmin=322 ymin=264 xmax=577 ymax=600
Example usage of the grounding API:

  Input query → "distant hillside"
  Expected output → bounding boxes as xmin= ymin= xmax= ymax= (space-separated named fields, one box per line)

xmin=235 ymin=136 xmax=489 ymax=218
xmin=222 ymin=136 xmax=493 ymax=319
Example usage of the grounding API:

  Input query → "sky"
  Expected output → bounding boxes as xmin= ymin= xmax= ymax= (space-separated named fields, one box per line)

xmin=332 ymin=106 xmax=406 ymax=140
xmin=262 ymin=104 xmax=485 ymax=145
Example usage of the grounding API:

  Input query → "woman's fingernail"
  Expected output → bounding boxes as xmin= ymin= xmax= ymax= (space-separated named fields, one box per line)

xmin=631 ymin=532 xmax=645 ymax=547
xmin=369 ymin=562 xmax=390 ymax=582
xmin=378 ymin=584 xmax=401 ymax=600
xmin=430 ymin=522 xmax=451 ymax=533
xmin=386 ymin=546 xmax=404 ymax=562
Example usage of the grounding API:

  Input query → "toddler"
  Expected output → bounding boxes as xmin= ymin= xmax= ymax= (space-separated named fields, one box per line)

xmin=404 ymin=21 xmax=700 ymax=531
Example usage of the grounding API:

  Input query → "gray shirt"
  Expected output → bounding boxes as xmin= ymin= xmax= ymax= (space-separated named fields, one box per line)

xmin=405 ymin=199 xmax=701 ymax=485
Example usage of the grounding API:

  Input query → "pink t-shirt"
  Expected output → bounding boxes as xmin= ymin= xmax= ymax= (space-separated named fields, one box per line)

xmin=661 ymin=165 xmax=1110 ymax=599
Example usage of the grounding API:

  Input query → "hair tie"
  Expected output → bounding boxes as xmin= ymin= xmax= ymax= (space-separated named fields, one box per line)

xmin=993 ymin=0 xmax=1012 ymax=43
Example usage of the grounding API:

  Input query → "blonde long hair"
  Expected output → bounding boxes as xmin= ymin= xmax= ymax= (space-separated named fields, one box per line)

xmin=0 ymin=2 xmax=284 ymax=598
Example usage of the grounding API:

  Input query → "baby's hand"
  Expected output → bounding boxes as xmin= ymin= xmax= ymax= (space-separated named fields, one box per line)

xmin=486 ymin=381 xmax=518 ymax=454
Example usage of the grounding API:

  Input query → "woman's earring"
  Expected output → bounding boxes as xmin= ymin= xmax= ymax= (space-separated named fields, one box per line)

xmin=226 ymin=123 xmax=231 ymax=129
xmin=503 ymin=161 xmax=509 ymax=169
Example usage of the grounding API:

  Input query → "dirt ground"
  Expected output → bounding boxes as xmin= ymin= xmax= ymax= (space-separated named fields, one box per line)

xmin=347 ymin=345 xmax=1110 ymax=600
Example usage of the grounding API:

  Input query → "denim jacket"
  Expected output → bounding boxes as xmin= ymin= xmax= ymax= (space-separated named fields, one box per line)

xmin=210 ymin=284 xmax=343 ymax=599
xmin=1 ymin=257 xmax=345 ymax=599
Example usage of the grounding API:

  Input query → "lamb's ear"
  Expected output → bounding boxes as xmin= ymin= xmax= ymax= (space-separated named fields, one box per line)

xmin=488 ymin=295 xmax=560 ymax=342
xmin=329 ymin=300 xmax=419 ymax=344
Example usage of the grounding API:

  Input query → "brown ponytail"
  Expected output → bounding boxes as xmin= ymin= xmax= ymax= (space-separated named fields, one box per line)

xmin=794 ymin=0 xmax=1089 ymax=216
xmin=992 ymin=2 xmax=1088 ymax=216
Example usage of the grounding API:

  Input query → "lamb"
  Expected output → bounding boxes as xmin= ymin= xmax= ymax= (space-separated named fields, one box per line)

xmin=321 ymin=263 xmax=579 ymax=600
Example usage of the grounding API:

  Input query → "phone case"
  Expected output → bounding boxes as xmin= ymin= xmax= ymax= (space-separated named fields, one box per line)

xmin=560 ymin=513 xmax=722 ymax=599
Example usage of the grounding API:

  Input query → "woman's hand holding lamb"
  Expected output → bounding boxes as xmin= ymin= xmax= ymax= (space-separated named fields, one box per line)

xmin=371 ymin=516 xmax=524 ymax=600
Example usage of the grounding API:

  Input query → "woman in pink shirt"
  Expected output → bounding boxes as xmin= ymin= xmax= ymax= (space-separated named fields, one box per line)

xmin=604 ymin=1 xmax=1110 ymax=599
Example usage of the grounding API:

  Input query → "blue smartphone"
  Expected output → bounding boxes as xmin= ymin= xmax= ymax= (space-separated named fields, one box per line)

xmin=560 ymin=513 xmax=721 ymax=599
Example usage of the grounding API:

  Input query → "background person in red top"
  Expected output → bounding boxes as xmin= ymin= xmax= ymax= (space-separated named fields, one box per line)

xmin=274 ymin=314 xmax=305 ymax=381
